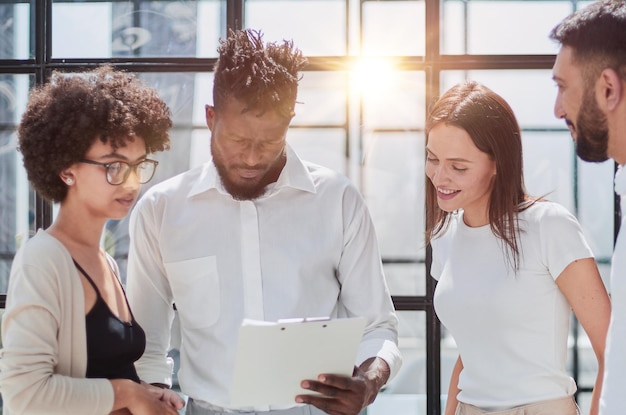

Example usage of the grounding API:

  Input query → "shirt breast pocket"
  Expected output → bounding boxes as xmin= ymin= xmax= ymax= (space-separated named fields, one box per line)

xmin=164 ymin=256 xmax=220 ymax=329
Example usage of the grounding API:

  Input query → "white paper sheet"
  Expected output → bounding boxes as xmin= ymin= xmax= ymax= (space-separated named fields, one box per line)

xmin=230 ymin=316 xmax=366 ymax=407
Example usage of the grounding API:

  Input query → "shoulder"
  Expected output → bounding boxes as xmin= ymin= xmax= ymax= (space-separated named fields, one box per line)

xmin=520 ymin=200 xmax=580 ymax=230
xmin=520 ymin=200 xmax=591 ymax=254
xmin=303 ymin=160 xmax=358 ymax=194
xmin=14 ymin=231 xmax=69 ymax=269
xmin=145 ymin=164 xmax=204 ymax=199
xmin=430 ymin=213 xmax=461 ymax=248
xmin=7 ymin=232 xmax=74 ymax=302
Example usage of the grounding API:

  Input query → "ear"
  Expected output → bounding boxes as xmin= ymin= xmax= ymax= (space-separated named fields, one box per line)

xmin=598 ymin=68 xmax=624 ymax=112
xmin=205 ymin=104 xmax=216 ymax=131
xmin=59 ymin=167 xmax=75 ymax=186
xmin=60 ymin=173 xmax=74 ymax=185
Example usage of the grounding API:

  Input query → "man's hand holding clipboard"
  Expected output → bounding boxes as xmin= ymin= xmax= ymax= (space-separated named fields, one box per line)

xmin=231 ymin=315 xmax=393 ymax=415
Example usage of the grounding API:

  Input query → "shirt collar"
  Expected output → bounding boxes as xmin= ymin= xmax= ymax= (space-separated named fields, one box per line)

xmin=187 ymin=143 xmax=316 ymax=199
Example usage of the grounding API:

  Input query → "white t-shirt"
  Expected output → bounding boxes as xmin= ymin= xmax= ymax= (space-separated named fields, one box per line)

xmin=431 ymin=201 xmax=593 ymax=409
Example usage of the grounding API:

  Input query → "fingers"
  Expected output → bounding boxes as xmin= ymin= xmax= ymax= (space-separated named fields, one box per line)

xmin=144 ymin=385 xmax=186 ymax=410
xmin=297 ymin=376 xmax=347 ymax=401
xmin=162 ymin=389 xmax=186 ymax=410
xmin=296 ymin=374 xmax=366 ymax=415
xmin=297 ymin=396 xmax=337 ymax=414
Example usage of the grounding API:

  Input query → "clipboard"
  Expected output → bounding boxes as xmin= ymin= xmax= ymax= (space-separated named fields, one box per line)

xmin=230 ymin=316 xmax=366 ymax=407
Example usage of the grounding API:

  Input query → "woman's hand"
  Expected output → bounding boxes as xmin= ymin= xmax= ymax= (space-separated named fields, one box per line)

xmin=143 ymin=383 xmax=186 ymax=410
xmin=110 ymin=379 xmax=184 ymax=415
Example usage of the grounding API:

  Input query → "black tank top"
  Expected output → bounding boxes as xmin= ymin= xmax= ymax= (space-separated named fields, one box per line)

xmin=73 ymin=259 xmax=146 ymax=383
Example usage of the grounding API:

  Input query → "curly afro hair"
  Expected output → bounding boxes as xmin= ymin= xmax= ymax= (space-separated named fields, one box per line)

xmin=18 ymin=65 xmax=172 ymax=202
xmin=213 ymin=29 xmax=308 ymax=119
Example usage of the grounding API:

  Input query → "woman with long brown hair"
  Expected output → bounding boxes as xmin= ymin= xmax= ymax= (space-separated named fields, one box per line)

xmin=426 ymin=81 xmax=609 ymax=415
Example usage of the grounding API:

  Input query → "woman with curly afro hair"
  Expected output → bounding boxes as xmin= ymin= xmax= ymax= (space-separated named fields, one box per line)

xmin=0 ymin=65 xmax=185 ymax=415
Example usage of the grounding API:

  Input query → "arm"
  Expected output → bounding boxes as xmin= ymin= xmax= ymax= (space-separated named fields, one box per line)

xmin=337 ymin=185 xmax=402 ymax=377
xmin=296 ymin=186 xmax=401 ymax=415
xmin=444 ymin=356 xmax=462 ymax=415
xmin=126 ymin=197 xmax=176 ymax=385
xmin=556 ymin=257 xmax=611 ymax=415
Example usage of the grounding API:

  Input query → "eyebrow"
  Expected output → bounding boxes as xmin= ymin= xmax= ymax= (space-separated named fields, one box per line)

xmin=95 ymin=152 xmax=148 ymax=162
xmin=426 ymin=147 xmax=473 ymax=163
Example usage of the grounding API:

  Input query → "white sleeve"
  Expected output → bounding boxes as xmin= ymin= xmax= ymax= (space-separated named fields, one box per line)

xmin=337 ymin=185 xmax=402 ymax=380
xmin=599 ymin=215 xmax=626 ymax=415
xmin=538 ymin=203 xmax=594 ymax=281
xmin=126 ymin=194 xmax=176 ymax=386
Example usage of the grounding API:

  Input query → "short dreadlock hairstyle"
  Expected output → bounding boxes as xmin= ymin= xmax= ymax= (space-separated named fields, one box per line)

xmin=18 ymin=65 xmax=172 ymax=202
xmin=212 ymin=29 xmax=307 ymax=119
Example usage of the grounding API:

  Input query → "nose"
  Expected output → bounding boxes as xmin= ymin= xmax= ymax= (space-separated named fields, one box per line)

xmin=241 ymin=143 xmax=264 ymax=166
xmin=123 ymin=167 xmax=142 ymax=189
xmin=427 ymin=164 xmax=446 ymax=186
xmin=554 ymin=94 xmax=565 ymax=119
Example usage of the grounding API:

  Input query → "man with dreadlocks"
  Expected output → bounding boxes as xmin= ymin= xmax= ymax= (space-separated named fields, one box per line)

xmin=125 ymin=29 xmax=402 ymax=415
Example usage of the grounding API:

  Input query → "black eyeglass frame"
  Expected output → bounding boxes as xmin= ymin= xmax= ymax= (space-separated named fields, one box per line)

xmin=79 ymin=158 xmax=159 ymax=185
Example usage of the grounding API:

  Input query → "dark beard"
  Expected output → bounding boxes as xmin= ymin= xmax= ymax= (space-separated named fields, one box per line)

xmin=211 ymin=139 xmax=285 ymax=201
xmin=575 ymin=87 xmax=609 ymax=163
xmin=214 ymin=161 xmax=270 ymax=200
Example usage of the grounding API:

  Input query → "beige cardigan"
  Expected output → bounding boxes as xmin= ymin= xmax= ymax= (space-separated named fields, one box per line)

xmin=0 ymin=230 xmax=115 ymax=415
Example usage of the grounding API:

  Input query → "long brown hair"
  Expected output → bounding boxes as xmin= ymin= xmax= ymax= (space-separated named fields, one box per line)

xmin=425 ymin=81 xmax=537 ymax=269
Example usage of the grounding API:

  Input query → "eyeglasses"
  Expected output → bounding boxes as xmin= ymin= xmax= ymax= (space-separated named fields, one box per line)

xmin=79 ymin=158 xmax=159 ymax=185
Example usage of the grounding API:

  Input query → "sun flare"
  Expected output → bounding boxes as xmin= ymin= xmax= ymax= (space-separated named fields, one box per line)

xmin=350 ymin=57 xmax=395 ymax=97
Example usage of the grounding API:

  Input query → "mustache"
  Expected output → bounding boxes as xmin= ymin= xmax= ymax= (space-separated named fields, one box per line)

xmin=235 ymin=164 xmax=266 ymax=171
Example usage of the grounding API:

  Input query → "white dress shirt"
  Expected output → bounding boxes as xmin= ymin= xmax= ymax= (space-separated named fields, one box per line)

xmin=600 ymin=164 xmax=626 ymax=415
xmin=126 ymin=145 xmax=401 ymax=412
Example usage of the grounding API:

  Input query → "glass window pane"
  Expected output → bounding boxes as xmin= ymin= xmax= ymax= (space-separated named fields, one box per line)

xmin=52 ymin=0 xmax=224 ymax=59
xmin=368 ymin=311 xmax=429 ymax=415
xmin=578 ymin=158 xmax=616 ymax=260
xmin=385 ymin=263 xmax=427 ymax=297
xmin=362 ymin=70 xmax=426 ymax=130
xmin=362 ymin=0 xmax=425 ymax=56
xmin=1 ymin=74 xmax=34 ymax=292
xmin=440 ymin=322 xmax=458 ymax=411
xmin=295 ymin=72 xmax=347 ymax=127
xmin=189 ymin=128 xmax=211 ymax=170
xmin=522 ymin=131 xmax=575 ymax=211
xmin=1 ymin=3 xmax=30 ymax=59
xmin=441 ymin=69 xmax=559 ymax=128
xmin=287 ymin=128 xmax=347 ymax=175
xmin=245 ymin=0 xmax=346 ymax=57
xmin=577 ymin=393 xmax=592 ymax=415
xmin=359 ymin=69 xmax=425 ymax=294
xmin=363 ymin=131 xmax=425 ymax=261
xmin=441 ymin=1 xmax=571 ymax=55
